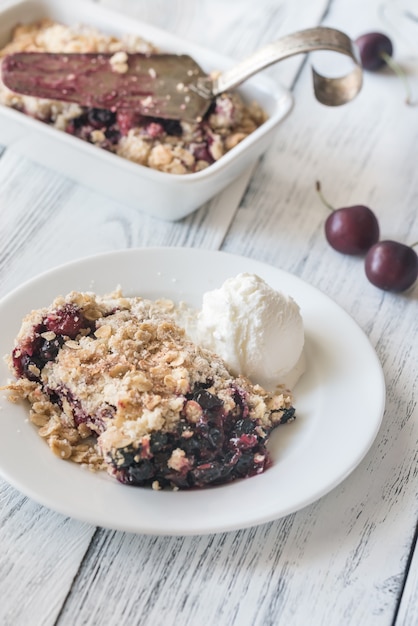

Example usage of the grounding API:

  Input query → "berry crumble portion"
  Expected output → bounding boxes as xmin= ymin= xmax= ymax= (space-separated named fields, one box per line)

xmin=5 ymin=290 xmax=295 ymax=490
xmin=0 ymin=20 xmax=267 ymax=175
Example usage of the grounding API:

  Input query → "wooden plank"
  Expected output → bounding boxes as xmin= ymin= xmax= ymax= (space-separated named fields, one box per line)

xmin=0 ymin=482 xmax=95 ymax=626
xmin=394 ymin=522 xmax=418 ymax=626
xmin=0 ymin=151 xmax=255 ymax=300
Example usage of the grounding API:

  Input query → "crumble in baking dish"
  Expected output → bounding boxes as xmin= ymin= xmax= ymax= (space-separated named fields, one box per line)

xmin=0 ymin=20 xmax=267 ymax=175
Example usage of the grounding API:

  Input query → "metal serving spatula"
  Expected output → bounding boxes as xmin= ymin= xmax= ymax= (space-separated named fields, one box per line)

xmin=1 ymin=26 xmax=362 ymax=122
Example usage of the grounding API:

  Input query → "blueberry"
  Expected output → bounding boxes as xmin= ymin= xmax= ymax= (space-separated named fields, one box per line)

xmin=19 ymin=353 xmax=44 ymax=381
xmin=161 ymin=119 xmax=182 ymax=136
xmin=110 ymin=445 xmax=138 ymax=470
xmin=192 ymin=389 xmax=223 ymax=410
xmin=277 ymin=407 xmax=296 ymax=424
xmin=150 ymin=432 xmax=169 ymax=453
xmin=104 ymin=127 xmax=121 ymax=145
xmin=191 ymin=461 xmax=227 ymax=486
xmin=40 ymin=337 xmax=63 ymax=361
xmin=68 ymin=113 xmax=88 ymax=131
xmin=233 ymin=418 xmax=256 ymax=436
xmin=233 ymin=453 xmax=254 ymax=477
xmin=179 ymin=436 xmax=201 ymax=456
xmin=87 ymin=107 xmax=116 ymax=128
xmin=128 ymin=460 xmax=155 ymax=483
xmin=207 ymin=427 xmax=223 ymax=449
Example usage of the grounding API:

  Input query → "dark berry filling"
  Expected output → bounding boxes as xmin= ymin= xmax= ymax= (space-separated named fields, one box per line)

xmin=66 ymin=109 xmax=121 ymax=151
xmin=40 ymin=337 xmax=64 ymax=361
xmin=50 ymin=384 xmax=114 ymax=433
xmin=190 ymin=142 xmax=214 ymax=164
xmin=87 ymin=107 xmax=116 ymax=129
xmin=160 ymin=119 xmax=182 ymax=136
xmin=12 ymin=304 xmax=94 ymax=380
xmin=13 ymin=352 xmax=44 ymax=382
xmin=107 ymin=385 xmax=293 ymax=490
xmin=62 ymin=103 xmax=216 ymax=170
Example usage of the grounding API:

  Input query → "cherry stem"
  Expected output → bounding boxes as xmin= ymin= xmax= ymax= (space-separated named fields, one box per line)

xmin=380 ymin=51 xmax=413 ymax=105
xmin=315 ymin=181 xmax=335 ymax=212
xmin=411 ymin=241 xmax=418 ymax=249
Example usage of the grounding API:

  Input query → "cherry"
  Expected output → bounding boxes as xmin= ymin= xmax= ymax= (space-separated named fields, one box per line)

xmin=45 ymin=304 xmax=90 ymax=339
xmin=355 ymin=32 xmax=393 ymax=71
xmin=365 ymin=241 xmax=418 ymax=292
xmin=355 ymin=32 xmax=412 ymax=105
xmin=316 ymin=182 xmax=379 ymax=255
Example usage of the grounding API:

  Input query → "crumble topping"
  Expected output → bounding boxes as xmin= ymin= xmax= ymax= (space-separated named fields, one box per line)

xmin=109 ymin=50 xmax=129 ymax=74
xmin=0 ymin=20 xmax=267 ymax=174
xmin=4 ymin=289 xmax=295 ymax=489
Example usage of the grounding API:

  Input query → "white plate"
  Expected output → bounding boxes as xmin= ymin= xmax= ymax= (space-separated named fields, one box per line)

xmin=0 ymin=248 xmax=385 ymax=536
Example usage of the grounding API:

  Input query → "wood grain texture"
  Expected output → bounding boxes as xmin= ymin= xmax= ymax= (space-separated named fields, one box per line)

xmin=395 ymin=521 xmax=418 ymax=626
xmin=0 ymin=151 xmax=255 ymax=299
xmin=1 ymin=0 xmax=418 ymax=624
xmin=0 ymin=482 xmax=95 ymax=626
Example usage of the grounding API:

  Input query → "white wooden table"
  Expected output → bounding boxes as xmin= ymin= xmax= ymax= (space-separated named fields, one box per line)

xmin=1 ymin=0 xmax=418 ymax=624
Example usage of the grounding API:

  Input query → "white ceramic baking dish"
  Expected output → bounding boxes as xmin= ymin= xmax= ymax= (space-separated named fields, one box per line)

xmin=0 ymin=0 xmax=293 ymax=221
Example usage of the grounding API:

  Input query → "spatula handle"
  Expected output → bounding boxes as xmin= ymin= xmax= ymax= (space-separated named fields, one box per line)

xmin=209 ymin=26 xmax=363 ymax=106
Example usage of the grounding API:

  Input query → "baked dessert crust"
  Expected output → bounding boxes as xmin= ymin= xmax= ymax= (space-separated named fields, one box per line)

xmin=6 ymin=290 xmax=295 ymax=489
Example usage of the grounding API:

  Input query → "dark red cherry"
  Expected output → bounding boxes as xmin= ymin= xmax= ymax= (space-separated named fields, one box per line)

xmin=316 ymin=182 xmax=379 ymax=255
xmin=325 ymin=205 xmax=380 ymax=255
xmin=355 ymin=32 xmax=393 ymax=71
xmin=45 ymin=304 xmax=90 ymax=339
xmin=355 ymin=32 xmax=412 ymax=104
xmin=365 ymin=241 xmax=418 ymax=292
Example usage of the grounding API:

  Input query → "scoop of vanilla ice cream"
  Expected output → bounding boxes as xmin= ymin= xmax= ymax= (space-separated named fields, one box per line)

xmin=191 ymin=273 xmax=305 ymax=391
